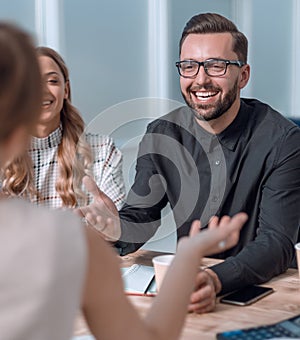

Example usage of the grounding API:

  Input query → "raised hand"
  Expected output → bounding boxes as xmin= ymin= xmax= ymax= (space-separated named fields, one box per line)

xmin=181 ymin=213 xmax=248 ymax=314
xmin=75 ymin=176 xmax=121 ymax=242
xmin=185 ymin=213 xmax=248 ymax=256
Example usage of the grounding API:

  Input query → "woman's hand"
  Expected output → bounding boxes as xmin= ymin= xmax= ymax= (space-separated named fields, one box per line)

xmin=177 ymin=213 xmax=248 ymax=314
xmin=75 ymin=176 xmax=121 ymax=242
xmin=180 ymin=213 xmax=248 ymax=257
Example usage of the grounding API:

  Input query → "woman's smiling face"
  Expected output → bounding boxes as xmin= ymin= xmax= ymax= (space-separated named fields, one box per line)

xmin=36 ymin=55 xmax=68 ymax=136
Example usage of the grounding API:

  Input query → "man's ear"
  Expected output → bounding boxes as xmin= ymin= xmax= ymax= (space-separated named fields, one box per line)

xmin=0 ymin=126 xmax=28 ymax=163
xmin=239 ymin=64 xmax=250 ymax=90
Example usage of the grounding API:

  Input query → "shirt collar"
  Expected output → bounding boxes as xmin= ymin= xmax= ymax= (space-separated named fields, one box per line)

xmin=217 ymin=99 xmax=249 ymax=151
xmin=185 ymin=101 xmax=249 ymax=153
xmin=30 ymin=124 xmax=63 ymax=150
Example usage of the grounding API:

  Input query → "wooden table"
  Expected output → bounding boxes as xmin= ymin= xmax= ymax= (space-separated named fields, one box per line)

xmin=75 ymin=250 xmax=300 ymax=339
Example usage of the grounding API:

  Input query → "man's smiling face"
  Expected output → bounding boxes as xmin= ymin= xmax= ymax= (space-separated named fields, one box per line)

xmin=179 ymin=33 xmax=244 ymax=122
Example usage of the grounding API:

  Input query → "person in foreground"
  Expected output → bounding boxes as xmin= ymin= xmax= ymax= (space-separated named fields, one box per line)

xmin=1 ymin=46 xmax=125 ymax=210
xmin=0 ymin=23 xmax=86 ymax=340
xmin=0 ymin=22 xmax=249 ymax=340
xmin=79 ymin=12 xmax=300 ymax=313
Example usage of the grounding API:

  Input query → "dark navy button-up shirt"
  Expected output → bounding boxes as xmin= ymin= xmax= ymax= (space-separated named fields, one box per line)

xmin=117 ymin=98 xmax=300 ymax=294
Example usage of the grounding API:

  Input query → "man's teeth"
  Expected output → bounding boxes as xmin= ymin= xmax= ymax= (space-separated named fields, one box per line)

xmin=42 ymin=101 xmax=51 ymax=105
xmin=195 ymin=91 xmax=217 ymax=98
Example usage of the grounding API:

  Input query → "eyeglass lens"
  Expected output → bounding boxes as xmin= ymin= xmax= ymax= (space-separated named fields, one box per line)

xmin=179 ymin=60 xmax=227 ymax=77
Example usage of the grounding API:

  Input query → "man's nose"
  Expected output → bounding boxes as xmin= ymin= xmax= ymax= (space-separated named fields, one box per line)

xmin=193 ymin=65 xmax=211 ymax=84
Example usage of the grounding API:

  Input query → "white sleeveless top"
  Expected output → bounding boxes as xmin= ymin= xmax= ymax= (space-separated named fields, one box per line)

xmin=0 ymin=198 xmax=87 ymax=340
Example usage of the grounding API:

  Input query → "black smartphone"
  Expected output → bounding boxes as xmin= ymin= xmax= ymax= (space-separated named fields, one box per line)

xmin=220 ymin=285 xmax=274 ymax=306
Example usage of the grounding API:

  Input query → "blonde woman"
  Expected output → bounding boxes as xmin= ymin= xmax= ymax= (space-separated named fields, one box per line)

xmin=1 ymin=46 xmax=125 ymax=210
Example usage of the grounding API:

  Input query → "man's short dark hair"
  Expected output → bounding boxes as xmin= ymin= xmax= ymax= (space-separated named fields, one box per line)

xmin=179 ymin=13 xmax=248 ymax=63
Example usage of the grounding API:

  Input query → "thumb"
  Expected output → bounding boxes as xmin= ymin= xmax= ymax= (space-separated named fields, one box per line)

xmin=83 ymin=175 xmax=118 ymax=214
xmin=82 ymin=175 xmax=103 ymax=199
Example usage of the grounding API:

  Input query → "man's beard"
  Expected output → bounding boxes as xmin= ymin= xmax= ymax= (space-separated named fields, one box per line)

xmin=182 ymin=80 xmax=238 ymax=121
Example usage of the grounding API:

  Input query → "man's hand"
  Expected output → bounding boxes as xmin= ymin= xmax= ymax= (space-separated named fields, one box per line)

xmin=188 ymin=270 xmax=216 ymax=313
xmin=75 ymin=176 xmax=121 ymax=242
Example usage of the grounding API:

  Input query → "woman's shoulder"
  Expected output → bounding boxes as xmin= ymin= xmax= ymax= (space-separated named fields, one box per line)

xmin=85 ymin=133 xmax=121 ymax=160
xmin=0 ymin=198 xmax=86 ymax=340
xmin=0 ymin=198 xmax=87 ymax=283
xmin=0 ymin=198 xmax=84 ymax=244
xmin=84 ymin=133 xmax=114 ymax=146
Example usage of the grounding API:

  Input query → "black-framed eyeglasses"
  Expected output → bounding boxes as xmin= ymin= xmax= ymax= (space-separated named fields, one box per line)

xmin=175 ymin=58 xmax=246 ymax=78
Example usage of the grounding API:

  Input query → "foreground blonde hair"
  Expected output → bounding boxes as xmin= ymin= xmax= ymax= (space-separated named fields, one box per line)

xmin=1 ymin=46 xmax=93 ymax=207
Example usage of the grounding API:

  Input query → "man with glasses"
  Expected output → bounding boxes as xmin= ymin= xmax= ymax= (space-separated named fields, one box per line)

xmin=82 ymin=13 xmax=300 ymax=313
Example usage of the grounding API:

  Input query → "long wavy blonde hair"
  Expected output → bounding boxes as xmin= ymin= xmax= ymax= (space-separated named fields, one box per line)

xmin=1 ymin=46 xmax=93 ymax=207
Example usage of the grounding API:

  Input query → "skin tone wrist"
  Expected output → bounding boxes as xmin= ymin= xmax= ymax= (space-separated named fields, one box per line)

xmin=204 ymin=268 xmax=222 ymax=294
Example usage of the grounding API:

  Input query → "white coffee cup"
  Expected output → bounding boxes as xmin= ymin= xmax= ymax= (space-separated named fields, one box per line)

xmin=294 ymin=243 xmax=300 ymax=279
xmin=152 ymin=254 xmax=175 ymax=292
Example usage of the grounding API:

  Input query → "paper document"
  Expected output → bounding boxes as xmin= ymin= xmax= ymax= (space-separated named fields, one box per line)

xmin=121 ymin=264 xmax=156 ymax=295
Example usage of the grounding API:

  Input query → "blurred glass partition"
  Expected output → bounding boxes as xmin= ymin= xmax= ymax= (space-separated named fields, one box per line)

xmin=0 ymin=0 xmax=36 ymax=35
xmin=62 ymin=0 xmax=149 ymax=123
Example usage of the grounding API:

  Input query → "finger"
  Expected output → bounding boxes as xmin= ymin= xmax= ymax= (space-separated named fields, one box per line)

xmin=193 ymin=270 xmax=211 ymax=288
xmin=188 ymin=300 xmax=216 ymax=314
xmin=189 ymin=220 xmax=201 ymax=237
xmin=95 ymin=216 xmax=119 ymax=241
xmin=92 ymin=214 xmax=112 ymax=233
xmin=85 ymin=211 xmax=98 ymax=228
xmin=217 ymin=213 xmax=248 ymax=249
xmin=217 ymin=212 xmax=248 ymax=237
xmin=190 ymin=283 xmax=215 ymax=304
xmin=229 ymin=212 xmax=248 ymax=228
xmin=208 ymin=216 xmax=219 ymax=229
xmin=83 ymin=176 xmax=113 ymax=206
xmin=84 ymin=214 xmax=111 ymax=240
xmin=188 ymin=298 xmax=215 ymax=312
xmin=196 ymin=213 xmax=248 ymax=255
xmin=83 ymin=176 xmax=118 ymax=215
xmin=220 ymin=213 xmax=248 ymax=240
xmin=95 ymin=215 xmax=110 ymax=232
xmin=219 ymin=215 xmax=231 ymax=228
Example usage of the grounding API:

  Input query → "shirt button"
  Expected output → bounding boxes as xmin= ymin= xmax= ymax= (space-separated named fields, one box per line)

xmin=215 ymin=160 xmax=220 ymax=166
xmin=212 ymin=196 xmax=218 ymax=202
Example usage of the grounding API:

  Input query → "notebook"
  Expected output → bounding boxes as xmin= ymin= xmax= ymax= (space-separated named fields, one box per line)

xmin=121 ymin=264 xmax=157 ymax=296
xmin=216 ymin=313 xmax=300 ymax=339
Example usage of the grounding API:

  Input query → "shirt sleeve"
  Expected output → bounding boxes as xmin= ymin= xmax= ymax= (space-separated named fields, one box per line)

xmin=211 ymin=126 xmax=300 ymax=294
xmin=116 ymin=124 xmax=169 ymax=255
xmin=93 ymin=136 xmax=126 ymax=210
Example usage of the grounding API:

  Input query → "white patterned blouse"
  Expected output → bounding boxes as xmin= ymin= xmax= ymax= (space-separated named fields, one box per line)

xmin=29 ymin=125 xmax=126 ymax=210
